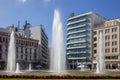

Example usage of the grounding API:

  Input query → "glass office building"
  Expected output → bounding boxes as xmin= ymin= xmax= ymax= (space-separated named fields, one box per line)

xmin=66 ymin=12 xmax=105 ymax=69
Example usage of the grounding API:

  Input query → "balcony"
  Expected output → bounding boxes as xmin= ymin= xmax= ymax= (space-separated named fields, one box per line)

xmin=67 ymin=30 xmax=87 ymax=36
xmin=67 ymin=12 xmax=92 ymax=21
xmin=67 ymin=57 xmax=86 ymax=60
xmin=67 ymin=46 xmax=87 ymax=50
xmin=67 ymin=35 xmax=86 ymax=40
xmin=67 ymin=40 xmax=87 ymax=45
xmin=67 ymin=51 xmax=87 ymax=55
xmin=67 ymin=24 xmax=87 ymax=31
xmin=67 ymin=19 xmax=87 ymax=26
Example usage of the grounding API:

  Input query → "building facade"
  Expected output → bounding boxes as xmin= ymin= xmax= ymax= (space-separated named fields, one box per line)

xmin=66 ymin=12 xmax=105 ymax=69
xmin=0 ymin=21 xmax=49 ymax=69
xmin=30 ymin=25 xmax=49 ymax=68
xmin=0 ymin=26 xmax=39 ymax=70
xmin=93 ymin=19 xmax=120 ymax=69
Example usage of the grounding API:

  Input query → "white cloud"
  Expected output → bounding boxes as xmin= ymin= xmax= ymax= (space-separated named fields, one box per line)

xmin=18 ymin=0 xmax=27 ymax=3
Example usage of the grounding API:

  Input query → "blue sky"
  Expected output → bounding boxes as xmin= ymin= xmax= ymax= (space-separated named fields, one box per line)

xmin=0 ymin=0 xmax=120 ymax=47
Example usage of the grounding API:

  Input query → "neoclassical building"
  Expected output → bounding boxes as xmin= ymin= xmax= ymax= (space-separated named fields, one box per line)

xmin=0 ymin=21 xmax=49 ymax=69
xmin=93 ymin=19 xmax=120 ymax=69
xmin=0 ymin=27 xmax=39 ymax=70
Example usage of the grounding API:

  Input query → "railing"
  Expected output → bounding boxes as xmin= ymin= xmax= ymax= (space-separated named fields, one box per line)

xmin=67 ymin=24 xmax=87 ymax=31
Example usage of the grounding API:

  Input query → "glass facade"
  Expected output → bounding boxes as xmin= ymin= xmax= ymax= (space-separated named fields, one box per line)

xmin=67 ymin=14 xmax=92 ymax=69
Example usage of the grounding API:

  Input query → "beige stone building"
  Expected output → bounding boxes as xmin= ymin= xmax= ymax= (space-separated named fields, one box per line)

xmin=93 ymin=19 xmax=120 ymax=69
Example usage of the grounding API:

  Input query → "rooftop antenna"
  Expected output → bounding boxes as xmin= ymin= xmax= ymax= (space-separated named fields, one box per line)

xmin=25 ymin=20 xmax=27 ymax=25
xmin=18 ymin=20 xmax=20 ymax=29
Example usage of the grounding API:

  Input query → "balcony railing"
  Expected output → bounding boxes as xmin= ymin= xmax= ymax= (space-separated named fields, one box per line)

xmin=67 ymin=24 xmax=87 ymax=31
xmin=67 ymin=46 xmax=87 ymax=50
xmin=67 ymin=51 xmax=87 ymax=55
xmin=67 ymin=40 xmax=87 ymax=45
xmin=67 ymin=19 xmax=87 ymax=26
xmin=67 ymin=57 xmax=86 ymax=60
xmin=67 ymin=35 xmax=87 ymax=40
xmin=67 ymin=30 xmax=87 ymax=36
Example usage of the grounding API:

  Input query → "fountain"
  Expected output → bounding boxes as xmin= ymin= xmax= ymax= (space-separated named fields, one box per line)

xmin=96 ymin=31 xmax=105 ymax=73
xmin=29 ymin=64 xmax=32 ymax=71
xmin=7 ymin=31 xmax=16 ymax=72
xmin=15 ymin=63 xmax=20 ymax=73
xmin=81 ymin=64 xmax=85 ymax=71
xmin=50 ymin=9 xmax=66 ymax=73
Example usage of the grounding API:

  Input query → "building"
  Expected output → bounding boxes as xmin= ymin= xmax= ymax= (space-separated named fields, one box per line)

xmin=66 ymin=12 xmax=106 ymax=69
xmin=93 ymin=19 xmax=120 ymax=69
xmin=0 ymin=21 xmax=49 ymax=69
xmin=0 ymin=26 xmax=39 ymax=70
xmin=30 ymin=25 xmax=49 ymax=68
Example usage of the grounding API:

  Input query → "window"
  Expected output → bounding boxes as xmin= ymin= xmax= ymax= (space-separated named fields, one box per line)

xmin=34 ymin=49 xmax=36 ymax=53
xmin=105 ymin=49 xmax=107 ymax=53
xmin=112 ymin=48 xmax=117 ymax=52
xmin=105 ymin=48 xmax=110 ymax=53
xmin=34 ymin=53 xmax=37 ymax=60
xmin=115 ymin=56 xmax=118 ymax=59
xmin=16 ymin=47 xmax=18 ymax=53
xmin=0 ymin=45 xmax=2 ymax=52
xmin=105 ymin=42 xmax=110 ymax=46
xmin=25 ymin=55 xmax=27 ymax=60
xmin=112 ymin=42 xmax=114 ymax=46
xmin=21 ymin=54 xmax=23 ymax=59
xmin=25 ymin=48 xmax=27 ymax=53
xmin=34 ymin=49 xmax=37 ymax=60
xmin=94 ymin=50 xmax=97 ymax=53
xmin=30 ymin=56 xmax=31 ymax=60
xmin=112 ymin=34 xmax=117 ymax=39
xmin=0 ymin=37 xmax=2 ymax=42
xmin=94 ymin=38 xmax=97 ymax=41
xmin=115 ymin=48 xmax=117 ymax=52
xmin=6 ymin=38 xmax=8 ymax=43
xmin=105 ymin=35 xmax=110 ymax=40
xmin=94 ymin=31 xmax=97 ymax=35
xmin=19 ymin=40 xmax=20 ymax=44
xmin=105 ymin=36 xmax=107 ymax=40
xmin=115 ymin=41 xmax=117 ymax=45
xmin=30 ymin=48 xmax=31 ymax=53
xmin=105 ymin=29 xmax=110 ymax=33
xmin=94 ymin=44 xmax=97 ymax=47
xmin=112 ymin=27 xmax=117 ymax=32
xmin=3 ymin=37 xmax=5 ymax=42
xmin=112 ymin=48 xmax=114 ymax=52
xmin=21 ymin=47 xmax=23 ymax=53
xmin=105 ymin=56 xmax=118 ymax=59
xmin=21 ymin=40 xmax=23 ymax=45
xmin=112 ymin=41 xmax=117 ymax=46
xmin=0 ymin=53 xmax=2 ymax=59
